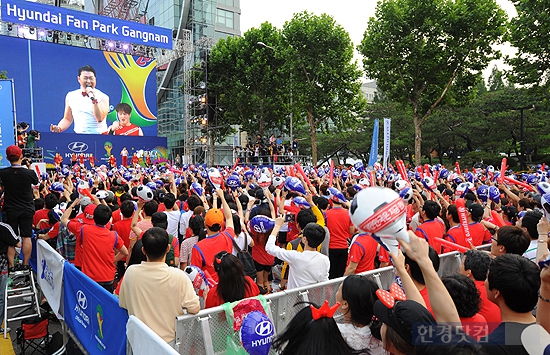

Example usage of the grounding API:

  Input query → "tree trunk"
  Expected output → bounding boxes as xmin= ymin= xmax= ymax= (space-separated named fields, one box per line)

xmin=307 ymin=107 xmax=318 ymax=165
xmin=414 ymin=115 xmax=422 ymax=167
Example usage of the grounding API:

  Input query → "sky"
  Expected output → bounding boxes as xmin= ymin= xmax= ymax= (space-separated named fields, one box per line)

xmin=239 ymin=0 xmax=518 ymax=81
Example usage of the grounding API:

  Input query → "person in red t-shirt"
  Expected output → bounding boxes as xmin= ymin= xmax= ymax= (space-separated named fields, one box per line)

xmin=80 ymin=204 xmax=128 ymax=293
xmin=53 ymin=152 xmax=63 ymax=168
xmin=112 ymin=200 xmax=135 ymax=279
xmin=131 ymin=153 xmax=139 ymax=167
xmin=325 ymin=199 xmax=354 ymax=279
xmin=106 ymin=103 xmax=144 ymax=136
xmin=460 ymin=249 xmax=502 ymax=332
xmin=344 ymin=233 xmax=380 ymax=275
xmin=403 ymin=245 xmax=440 ymax=317
xmin=61 ymin=200 xmax=97 ymax=270
xmin=191 ymin=189 xmax=234 ymax=284
xmin=414 ymin=201 xmax=445 ymax=253
xmin=109 ymin=154 xmax=116 ymax=169
xmin=205 ymin=251 xmax=260 ymax=308
xmin=442 ymin=274 xmax=488 ymax=341
xmin=78 ymin=153 xmax=85 ymax=166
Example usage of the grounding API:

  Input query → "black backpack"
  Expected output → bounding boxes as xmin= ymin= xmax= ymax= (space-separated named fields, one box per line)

xmin=232 ymin=233 xmax=257 ymax=280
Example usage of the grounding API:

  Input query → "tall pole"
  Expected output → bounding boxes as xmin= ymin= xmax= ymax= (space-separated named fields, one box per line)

xmin=290 ymin=71 xmax=293 ymax=143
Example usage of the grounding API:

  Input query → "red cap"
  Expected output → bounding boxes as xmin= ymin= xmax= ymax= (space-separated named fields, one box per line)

xmin=6 ymin=145 xmax=22 ymax=162
xmin=81 ymin=204 xmax=97 ymax=224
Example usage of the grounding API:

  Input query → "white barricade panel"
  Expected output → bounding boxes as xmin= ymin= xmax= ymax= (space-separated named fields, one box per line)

xmin=127 ymin=315 xmax=179 ymax=355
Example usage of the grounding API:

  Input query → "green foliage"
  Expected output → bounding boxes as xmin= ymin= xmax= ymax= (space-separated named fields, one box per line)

xmin=358 ymin=0 xmax=507 ymax=165
xmin=0 ymin=70 xmax=7 ymax=79
xmin=487 ymin=65 xmax=507 ymax=92
xmin=506 ymin=0 xmax=550 ymax=87
xmin=208 ymin=23 xmax=289 ymax=137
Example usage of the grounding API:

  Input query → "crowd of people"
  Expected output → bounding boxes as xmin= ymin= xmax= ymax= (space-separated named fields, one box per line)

xmin=0 ymin=142 xmax=549 ymax=354
xmin=234 ymin=134 xmax=300 ymax=165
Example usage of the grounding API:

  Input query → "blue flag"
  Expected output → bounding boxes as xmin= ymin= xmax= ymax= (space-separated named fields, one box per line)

xmin=368 ymin=119 xmax=380 ymax=167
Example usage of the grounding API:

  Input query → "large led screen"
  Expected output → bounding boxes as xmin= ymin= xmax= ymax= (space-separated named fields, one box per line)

xmin=0 ymin=35 xmax=157 ymax=136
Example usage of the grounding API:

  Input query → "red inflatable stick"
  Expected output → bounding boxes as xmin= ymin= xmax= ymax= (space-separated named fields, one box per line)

xmin=396 ymin=160 xmax=408 ymax=181
xmin=416 ymin=166 xmax=424 ymax=180
xmin=456 ymin=198 xmax=473 ymax=247
xmin=295 ymin=163 xmax=312 ymax=187
xmin=370 ymin=170 xmax=376 ymax=187
xmin=435 ymin=238 xmax=469 ymax=253
xmin=498 ymin=158 xmax=506 ymax=184
xmin=229 ymin=158 xmax=240 ymax=174
xmin=491 ymin=210 xmax=505 ymax=228
xmin=503 ymin=176 xmax=535 ymax=191
xmin=329 ymin=160 xmax=334 ymax=187
xmin=455 ymin=162 xmax=461 ymax=176
xmin=424 ymin=164 xmax=431 ymax=178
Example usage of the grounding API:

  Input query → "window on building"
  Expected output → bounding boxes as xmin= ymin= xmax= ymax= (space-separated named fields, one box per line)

xmin=216 ymin=9 xmax=233 ymax=28
xmin=149 ymin=17 xmax=155 ymax=26
xmin=217 ymin=0 xmax=234 ymax=6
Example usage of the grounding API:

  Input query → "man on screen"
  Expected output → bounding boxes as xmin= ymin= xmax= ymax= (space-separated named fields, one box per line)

xmin=106 ymin=103 xmax=144 ymax=136
xmin=50 ymin=65 xmax=109 ymax=134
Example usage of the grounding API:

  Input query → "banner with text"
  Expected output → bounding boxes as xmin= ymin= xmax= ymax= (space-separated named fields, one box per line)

xmin=39 ymin=132 xmax=167 ymax=168
xmin=368 ymin=118 xmax=379 ymax=168
xmin=383 ymin=118 xmax=391 ymax=169
xmin=0 ymin=79 xmax=16 ymax=168
xmin=1 ymin=0 xmax=172 ymax=49
xmin=63 ymin=262 xmax=128 ymax=355
xmin=37 ymin=239 xmax=65 ymax=319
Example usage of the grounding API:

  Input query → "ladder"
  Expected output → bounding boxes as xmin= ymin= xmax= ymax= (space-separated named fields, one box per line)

xmin=3 ymin=269 xmax=42 ymax=339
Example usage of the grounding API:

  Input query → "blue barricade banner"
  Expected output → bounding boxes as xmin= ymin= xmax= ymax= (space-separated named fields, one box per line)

xmin=37 ymin=240 xmax=65 ymax=319
xmin=40 ymin=132 xmax=168 ymax=168
xmin=368 ymin=118 xmax=379 ymax=168
xmin=383 ymin=118 xmax=391 ymax=168
xmin=63 ymin=262 xmax=128 ymax=355
xmin=0 ymin=79 xmax=16 ymax=168
xmin=1 ymin=0 xmax=172 ymax=49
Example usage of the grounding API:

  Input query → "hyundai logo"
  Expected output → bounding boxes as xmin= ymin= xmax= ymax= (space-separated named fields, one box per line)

xmin=68 ymin=142 xmax=89 ymax=153
xmin=76 ymin=290 xmax=88 ymax=309
xmin=255 ymin=321 xmax=273 ymax=336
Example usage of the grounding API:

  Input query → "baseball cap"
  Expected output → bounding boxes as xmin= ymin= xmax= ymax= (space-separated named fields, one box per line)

xmin=6 ymin=145 xmax=22 ymax=161
xmin=205 ymin=208 xmax=224 ymax=228
xmin=373 ymin=299 xmax=436 ymax=345
xmin=80 ymin=204 xmax=97 ymax=224
xmin=466 ymin=202 xmax=484 ymax=222
xmin=151 ymin=212 xmax=168 ymax=229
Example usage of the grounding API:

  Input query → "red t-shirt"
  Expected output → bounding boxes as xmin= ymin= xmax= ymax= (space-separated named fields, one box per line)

xmin=111 ymin=209 xmax=123 ymax=224
xmin=67 ymin=219 xmax=88 ymax=267
xmin=415 ymin=219 xmax=445 ymax=253
xmin=347 ymin=234 xmax=378 ymax=273
xmin=46 ymin=222 xmax=60 ymax=239
xmin=461 ymin=313 xmax=488 ymax=341
xmin=283 ymin=204 xmax=300 ymax=242
xmin=444 ymin=225 xmax=465 ymax=252
xmin=419 ymin=286 xmax=435 ymax=317
xmin=251 ymin=237 xmax=274 ymax=266
xmin=468 ymin=222 xmax=491 ymax=246
xmin=80 ymin=224 xmax=124 ymax=282
xmin=204 ymin=276 xmax=259 ymax=308
xmin=114 ymin=124 xmax=141 ymax=136
xmin=33 ymin=209 xmax=50 ymax=229
xmin=474 ymin=280 xmax=501 ymax=333
xmin=191 ymin=227 xmax=235 ymax=283
xmin=113 ymin=218 xmax=132 ymax=261
xmin=325 ymin=207 xmax=352 ymax=249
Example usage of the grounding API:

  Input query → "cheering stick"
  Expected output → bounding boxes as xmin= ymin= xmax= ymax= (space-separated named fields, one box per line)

xmin=456 ymin=198 xmax=474 ymax=248
xmin=424 ymin=164 xmax=431 ymax=178
xmin=329 ymin=160 xmax=334 ymax=187
xmin=502 ymin=176 xmax=536 ymax=192
xmin=435 ymin=238 xmax=469 ymax=253
xmin=294 ymin=163 xmax=312 ymax=187
xmin=229 ymin=158 xmax=240 ymax=174
xmin=498 ymin=158 xmax=506 ymax=184
xmin=396 ymin=160 xmax=408 ymax=181
xmin=455 ymin=162 xmax=461 ymax=176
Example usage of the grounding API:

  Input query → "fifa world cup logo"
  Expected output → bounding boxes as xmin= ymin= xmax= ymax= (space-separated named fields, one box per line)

xmin=103 ymin=141 xmax=113 ymax=158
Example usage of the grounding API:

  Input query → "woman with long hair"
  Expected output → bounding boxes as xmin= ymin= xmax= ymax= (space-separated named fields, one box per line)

xmin=336 ymin=275 xmax=386 ymax=355
xmin=273 ymin=302 xmax=357 ymax=355
xmin=179 ymin=208 xmax=206 ymax=269
xmin=204 ymin=251 xmax=259 ymax=308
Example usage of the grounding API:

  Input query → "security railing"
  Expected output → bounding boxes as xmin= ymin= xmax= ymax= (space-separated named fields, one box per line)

xmin=174 ymin=248 xmax=474 ymax=355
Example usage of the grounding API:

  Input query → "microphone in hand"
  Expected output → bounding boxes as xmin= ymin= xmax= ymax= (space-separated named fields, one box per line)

xmin=86 ymin=86 xmax=98 ymax=104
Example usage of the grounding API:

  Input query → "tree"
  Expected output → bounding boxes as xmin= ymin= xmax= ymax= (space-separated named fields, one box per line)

xmin=506 ymin=0 xmax=550 ymax=87
xmin=358 ymin=0 xmax=507 ymax=166
xmin=208 ymin=23 xmax=289 ymax=138
xmin=283 ymin=11 xmax=366 ymax=164
xmin=0 ymin=70 xmax=7 ymax=79
xmin=487 ymin=65 xmax=507 ymax=92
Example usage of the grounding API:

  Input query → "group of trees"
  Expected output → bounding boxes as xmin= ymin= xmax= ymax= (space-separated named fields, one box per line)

xmin=207 ymin=0 xmax=550 ymax=167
